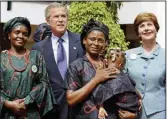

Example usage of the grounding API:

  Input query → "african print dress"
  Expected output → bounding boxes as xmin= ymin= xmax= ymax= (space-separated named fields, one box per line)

xmin=65 ymin=56 xmax=99 ymax=119
xmin=92 ymin=71 xmax=139 ymax=114
xmin=65 ymin=56 xmax=119 ymax=119
xmin=0 ymin=50 xmax=55 ymax=119
xmin=65 ymin=55 xmax=139 ymax=119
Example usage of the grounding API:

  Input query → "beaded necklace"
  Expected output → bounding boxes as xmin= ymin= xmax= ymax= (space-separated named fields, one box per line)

xmin=8 ymin=49 xmax=29 ymax=72
xmin=86 ymin=55 xmax=105 ymax=70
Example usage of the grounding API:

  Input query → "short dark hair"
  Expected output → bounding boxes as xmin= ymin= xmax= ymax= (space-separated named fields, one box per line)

xmin=80 ymin=18 xmax=109 ymax=50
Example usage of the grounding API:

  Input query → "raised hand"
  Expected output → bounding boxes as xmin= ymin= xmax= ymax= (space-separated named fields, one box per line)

xmin=94 ymin=67 xmax=119 ymax=84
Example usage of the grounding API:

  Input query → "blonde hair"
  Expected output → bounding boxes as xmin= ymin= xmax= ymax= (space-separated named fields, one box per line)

xmin=45 ymin=2 xmax=68 ymax=19
xmin=134 ymin=12 xmax=159 ymax=35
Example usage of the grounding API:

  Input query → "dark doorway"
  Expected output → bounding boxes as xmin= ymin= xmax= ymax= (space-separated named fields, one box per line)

xmin=0 ymin=23 xmax=10 ymax=52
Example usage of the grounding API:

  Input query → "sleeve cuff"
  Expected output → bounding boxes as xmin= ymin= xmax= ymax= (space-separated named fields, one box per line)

xmin=24 ymin=94 xmax=34 ymax=105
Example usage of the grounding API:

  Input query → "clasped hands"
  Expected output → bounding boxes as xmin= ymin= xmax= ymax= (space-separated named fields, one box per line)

xmin=4 ymin=98 xmax=27 ymax=116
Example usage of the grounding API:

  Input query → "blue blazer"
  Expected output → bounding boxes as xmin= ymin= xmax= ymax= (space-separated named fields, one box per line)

xmin=32 ymin=30 xmax=84 ymax=119
xmin=125 ymin=44 xmax=165 ymax=117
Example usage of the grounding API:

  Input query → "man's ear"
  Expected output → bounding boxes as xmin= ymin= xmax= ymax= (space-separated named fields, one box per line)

xmin=46 ymin=18 xmax=50 ymax=25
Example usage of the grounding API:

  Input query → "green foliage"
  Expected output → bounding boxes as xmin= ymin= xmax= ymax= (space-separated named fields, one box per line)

xmin=106 ymin=1 xmax=123 ymax=23
xmin=68 ymin=1 xmax=129 ymax=51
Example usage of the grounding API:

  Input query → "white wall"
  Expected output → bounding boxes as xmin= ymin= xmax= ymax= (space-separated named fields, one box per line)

xmin=1 ymin=2 xmax=48 ymax=25
xmin=1 ymin=1 xmax=165 ymax=48
xmin=118 ymin=2 xmax=165 ymax=48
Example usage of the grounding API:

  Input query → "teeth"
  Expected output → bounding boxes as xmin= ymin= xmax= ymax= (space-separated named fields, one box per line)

xmin=144 ymin=32 xmax=151 ymax=35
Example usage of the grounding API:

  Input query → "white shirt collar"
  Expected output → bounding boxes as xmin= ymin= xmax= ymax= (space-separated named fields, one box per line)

xmin=51 ymin=31 xmax=68 ymax=43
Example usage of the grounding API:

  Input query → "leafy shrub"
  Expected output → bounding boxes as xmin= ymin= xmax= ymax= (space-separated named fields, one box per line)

xmin=68 ymin=1 xmax=129 ymax=51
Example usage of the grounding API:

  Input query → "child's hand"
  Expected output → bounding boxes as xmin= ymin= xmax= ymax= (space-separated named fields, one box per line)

xmin=98 ymin=106 xmax=108 ymax=119
xmin=135 ymin=89 xmax=142 ymax=111
xmin=118 ymin=109 xmax=136 ymax=119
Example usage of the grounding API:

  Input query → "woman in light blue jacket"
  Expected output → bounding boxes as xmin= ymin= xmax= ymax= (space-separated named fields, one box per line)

xmin=125 ymin=12 xmax=165 ymax=119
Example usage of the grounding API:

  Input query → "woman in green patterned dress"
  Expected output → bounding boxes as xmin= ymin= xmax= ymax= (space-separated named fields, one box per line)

xmin=0 ymin=17 xmax=55 ymax=119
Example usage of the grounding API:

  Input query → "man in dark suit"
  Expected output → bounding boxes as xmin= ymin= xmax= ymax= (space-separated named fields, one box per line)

xmin=32 ymin=2 xmax=84 ymax=119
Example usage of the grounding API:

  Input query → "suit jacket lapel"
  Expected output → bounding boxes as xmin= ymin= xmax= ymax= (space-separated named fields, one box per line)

xmin=42 ymin=37 xmax=64 ymax=85
xmin=43 ymin=38 xmax=55 ymax=65
xmin=68 ymin=32 xmax=78 ymax=64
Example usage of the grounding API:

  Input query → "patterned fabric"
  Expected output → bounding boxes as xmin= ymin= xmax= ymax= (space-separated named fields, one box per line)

xmin=65 ymin=55 xmax=99 ymax=119
xmin=65 ymin=55 xmax=139 ymax=119
xmin=93 ymin=71 xmax=139 ymax=113
xmin=0 ymin=50 xmax=55 ymax=119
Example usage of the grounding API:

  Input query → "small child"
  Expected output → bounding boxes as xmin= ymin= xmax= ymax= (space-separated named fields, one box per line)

xmin=93 ymin=49 xmax=140 ymax=119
